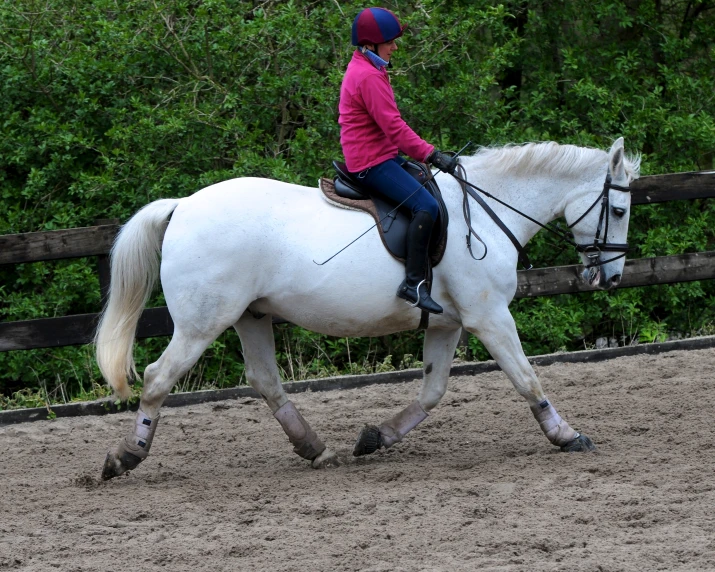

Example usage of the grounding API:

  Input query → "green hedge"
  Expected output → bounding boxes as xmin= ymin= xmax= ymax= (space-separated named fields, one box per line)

xmin=1 ymin=0 xmax=714 ymax=406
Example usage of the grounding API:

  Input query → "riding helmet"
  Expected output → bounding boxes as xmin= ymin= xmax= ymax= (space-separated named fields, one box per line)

xmin=351 ymin=7 xmax=406 ymax=46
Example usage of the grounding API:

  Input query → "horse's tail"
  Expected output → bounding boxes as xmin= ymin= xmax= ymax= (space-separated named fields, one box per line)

xmin=95 ymin=199 xmax=181 ymax=400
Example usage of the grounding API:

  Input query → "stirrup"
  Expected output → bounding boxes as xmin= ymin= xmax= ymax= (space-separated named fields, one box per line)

xmin=404 ymin=279 xmax=427 ymax=307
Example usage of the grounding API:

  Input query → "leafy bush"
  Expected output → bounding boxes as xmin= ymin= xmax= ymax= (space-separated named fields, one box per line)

xmin=1 ymin=0 xmax=714 ymax=407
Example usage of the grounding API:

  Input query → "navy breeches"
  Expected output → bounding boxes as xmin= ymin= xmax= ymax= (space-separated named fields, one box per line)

xmin=356 ymin=156 xmax=439 ymax=220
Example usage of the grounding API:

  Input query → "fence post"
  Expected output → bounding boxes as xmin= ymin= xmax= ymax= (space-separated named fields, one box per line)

xmin=457 ymin=329 xmax=471 ymax=360
xmin=95 ymin=219 xmax=119 ymax=308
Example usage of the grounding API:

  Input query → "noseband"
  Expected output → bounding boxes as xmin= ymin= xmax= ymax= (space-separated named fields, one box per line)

xmin=452 ymin=167 xmax=631 ymax=270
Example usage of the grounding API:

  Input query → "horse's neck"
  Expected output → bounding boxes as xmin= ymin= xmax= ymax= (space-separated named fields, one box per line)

xmin=441 ymin=169 xmax=574 ymax=246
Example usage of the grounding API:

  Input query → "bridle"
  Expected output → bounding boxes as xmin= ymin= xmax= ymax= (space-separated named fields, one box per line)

xmin=452 ymin=165 xmax=631 ymax=271
xmin=569 ymin=171 xmax=631 ymax=268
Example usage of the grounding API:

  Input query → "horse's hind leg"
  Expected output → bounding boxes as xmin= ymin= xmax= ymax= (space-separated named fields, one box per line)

xmin=354 ymin=327 xmax=463 ymax=456
xmin=102 ymin=326 xmax=220 ymax=480
xmin=234 ymin=313 xmax=340 ymax=469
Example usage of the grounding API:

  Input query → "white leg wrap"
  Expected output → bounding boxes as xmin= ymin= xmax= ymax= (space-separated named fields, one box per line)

xmin=126 ymin=408 xmax=160 ymax=460
xmin=531 ymin=400 xmax=578 ymax=446
xmin=274 ymin=401 xmax=326 ymax=461
xmin=102 ymin=408 xmax=160 ymax=479
xmin=379 ymin=400 xmax=428 ymax=448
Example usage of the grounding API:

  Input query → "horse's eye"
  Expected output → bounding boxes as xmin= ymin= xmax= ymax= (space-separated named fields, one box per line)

xmin=612 ymin=206 xmax=627 ymax=217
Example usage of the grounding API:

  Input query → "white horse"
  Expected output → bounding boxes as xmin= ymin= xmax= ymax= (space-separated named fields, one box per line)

xmin=97 ymin=138 xmax=639 ymax=479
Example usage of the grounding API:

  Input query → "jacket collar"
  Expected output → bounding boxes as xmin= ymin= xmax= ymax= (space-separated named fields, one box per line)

xmin=357 ymin=48 xmax=389 ymax=71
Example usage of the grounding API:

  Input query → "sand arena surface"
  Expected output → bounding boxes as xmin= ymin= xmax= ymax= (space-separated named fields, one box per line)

xmin=1 ymin=348 xmax=714 ymax=571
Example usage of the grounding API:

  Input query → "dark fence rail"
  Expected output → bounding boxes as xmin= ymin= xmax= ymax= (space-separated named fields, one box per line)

xmin=1 ymin=171 xmax=714 ymax=352
xmin=628 ymin=170 xmax=715 ymax=204
xmin=2 ymin=250 xmax=715 ymax=352
xmin=0 ymin=224 xmax=118 ymax=265
xmin=2 ymin=171 xmax=714 ymax=266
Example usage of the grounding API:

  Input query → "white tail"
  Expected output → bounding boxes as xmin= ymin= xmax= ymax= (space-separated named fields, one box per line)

xmin=95 ymin=199 xmax=181 ymax=400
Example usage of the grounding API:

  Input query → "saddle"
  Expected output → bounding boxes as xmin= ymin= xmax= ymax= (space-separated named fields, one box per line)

xmin=319 ymin=160 xmax=449 ymax=266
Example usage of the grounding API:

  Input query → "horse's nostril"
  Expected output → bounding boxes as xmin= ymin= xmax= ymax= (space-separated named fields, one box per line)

xmin=610 ymin=274 xmax=622 ymax=286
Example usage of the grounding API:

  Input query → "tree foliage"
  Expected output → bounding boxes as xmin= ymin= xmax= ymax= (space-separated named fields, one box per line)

xmin=1 ymin=0 xmax=714 ymax=404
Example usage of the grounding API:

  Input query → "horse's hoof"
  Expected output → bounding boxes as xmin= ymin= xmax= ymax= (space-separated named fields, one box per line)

xmin=353 ymin=424 xmax=383 ymax=457
xmin=101 ymin=449 xmax=142 ymax=480
xmin=560 ymin=433 xmax=597 ymax=452
xmin=312 ymin=449 xmax=340 ymax=469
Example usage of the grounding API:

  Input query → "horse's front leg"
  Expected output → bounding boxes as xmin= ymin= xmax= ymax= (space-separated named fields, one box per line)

xmin=353 ymin=327 xmax=462 ymax=456
xmin=235 ymin=313 xmax=339 ymax=469
xmin=466 ymin=307 xmax=596 ymax=452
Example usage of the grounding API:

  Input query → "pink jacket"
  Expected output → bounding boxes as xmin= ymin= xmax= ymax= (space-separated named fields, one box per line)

xmin=339 ymin=51 xmax=434 ymax=173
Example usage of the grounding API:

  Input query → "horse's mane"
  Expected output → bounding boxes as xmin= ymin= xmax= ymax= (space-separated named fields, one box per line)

xmin=461 ymin=142 xmax=641 ymax=180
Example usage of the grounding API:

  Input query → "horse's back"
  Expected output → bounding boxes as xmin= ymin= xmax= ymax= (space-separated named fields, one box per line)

xmin=180 ymin=177 xmax=319 ymax=218
xmin=166 ymin=177 xmax=360 ymax=247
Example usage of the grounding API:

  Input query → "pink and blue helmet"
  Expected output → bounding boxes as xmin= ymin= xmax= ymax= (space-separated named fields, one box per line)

xmin=351 ymin=7 xmax=406 ymax=46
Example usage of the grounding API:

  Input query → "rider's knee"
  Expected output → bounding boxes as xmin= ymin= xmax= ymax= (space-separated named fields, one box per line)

xmin=414 ymin=201 xmax=438 ymax=221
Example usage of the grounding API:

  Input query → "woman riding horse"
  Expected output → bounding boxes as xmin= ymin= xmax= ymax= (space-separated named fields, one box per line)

xmin=97 ymin=8 xmax=636 ymax=480
xmin=339 ymin=7 xmax=457 ymax=315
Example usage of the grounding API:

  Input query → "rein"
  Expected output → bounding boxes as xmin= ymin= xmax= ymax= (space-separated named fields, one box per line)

xmin=451 ymin=167 xmax=631 ymax=270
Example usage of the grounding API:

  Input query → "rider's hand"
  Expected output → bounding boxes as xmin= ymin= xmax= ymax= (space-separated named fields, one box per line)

xmin=427 ymin=150 xmax=458 ymax=174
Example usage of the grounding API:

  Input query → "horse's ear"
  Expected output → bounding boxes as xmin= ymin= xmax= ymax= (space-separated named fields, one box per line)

xmin=609 ymin=137 xmax=625 ymax=180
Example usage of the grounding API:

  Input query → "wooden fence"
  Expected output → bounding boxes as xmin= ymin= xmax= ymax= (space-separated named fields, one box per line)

xmin=1 ymin=171 xmax=714 ymax=352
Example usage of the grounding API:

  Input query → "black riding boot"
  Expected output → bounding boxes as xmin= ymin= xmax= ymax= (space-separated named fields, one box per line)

xmin=396 ymin=210 xmax=444 ymax=315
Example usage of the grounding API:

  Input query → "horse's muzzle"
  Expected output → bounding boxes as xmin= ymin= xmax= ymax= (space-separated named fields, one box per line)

xmin=582 ymin=268 xmax=622 ymax=290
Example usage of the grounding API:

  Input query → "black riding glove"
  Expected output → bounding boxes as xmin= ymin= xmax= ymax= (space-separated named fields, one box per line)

xmin=427 ymin=150 xmax=458 ymax=174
